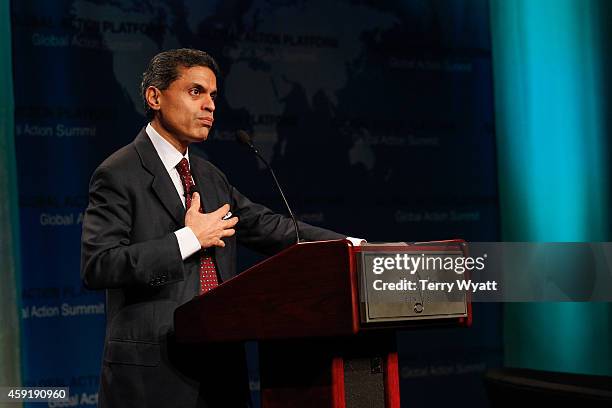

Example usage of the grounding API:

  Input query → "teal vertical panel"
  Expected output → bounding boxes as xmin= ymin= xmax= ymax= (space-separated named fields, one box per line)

xmin=491 ymin=0 xmax=612 ymax=375
xmin=0 ymin=0 xmax=23 ymax=394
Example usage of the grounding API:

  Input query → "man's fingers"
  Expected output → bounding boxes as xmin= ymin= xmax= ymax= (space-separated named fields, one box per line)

xmin=224 ymin=217 xmax=239 ymax=228
xmin=188 ymin=201 xmax=235 ymax=249
xmin=213 ymin=203 xmax=230 ymax=215
xmin=222 ymin=228 xmax=236 ymax=237
xmin=188 ymin=192 xmax=201 ymax=212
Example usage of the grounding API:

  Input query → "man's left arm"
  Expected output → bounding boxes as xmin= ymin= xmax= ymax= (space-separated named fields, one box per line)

xmin=229 ymin=185 xmax=346 ymax=255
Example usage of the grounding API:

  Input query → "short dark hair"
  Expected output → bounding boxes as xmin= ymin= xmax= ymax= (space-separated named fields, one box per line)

xmin=141 ymin=48 xmax=220 ymax=120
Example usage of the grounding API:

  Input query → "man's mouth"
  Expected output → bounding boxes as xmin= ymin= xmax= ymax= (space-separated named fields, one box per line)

xmin=198 ymin=117 xmax=214 ymax=127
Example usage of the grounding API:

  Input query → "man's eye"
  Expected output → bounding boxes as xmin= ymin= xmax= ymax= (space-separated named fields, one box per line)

xmin=189 ymin=88 xmax=200 ymax=96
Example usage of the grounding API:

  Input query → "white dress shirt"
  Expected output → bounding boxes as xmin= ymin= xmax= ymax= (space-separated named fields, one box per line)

xmin=146 ymin=123 xmax=201 ymax=260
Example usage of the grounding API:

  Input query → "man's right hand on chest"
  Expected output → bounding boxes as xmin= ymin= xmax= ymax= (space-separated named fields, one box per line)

xmin=185 ymin=193 xmax=239 ymax=249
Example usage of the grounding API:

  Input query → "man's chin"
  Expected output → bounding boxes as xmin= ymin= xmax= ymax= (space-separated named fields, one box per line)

xmin=190 ymin=129 xmax=211 ymax=143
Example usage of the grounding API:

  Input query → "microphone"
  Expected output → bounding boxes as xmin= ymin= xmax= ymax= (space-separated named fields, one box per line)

xmin=236 ymin=130 xmax=301 ymax=244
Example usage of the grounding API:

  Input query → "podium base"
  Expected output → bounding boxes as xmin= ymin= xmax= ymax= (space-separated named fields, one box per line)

xmin=259 ymin=334 xmax=400 ymax=408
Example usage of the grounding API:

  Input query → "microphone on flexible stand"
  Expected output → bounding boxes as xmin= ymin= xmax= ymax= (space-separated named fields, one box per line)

xmin=236 ymin=129 xmax=301 ymax=244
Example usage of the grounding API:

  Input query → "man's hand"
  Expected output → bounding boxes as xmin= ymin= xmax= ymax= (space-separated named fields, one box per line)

xmin=185 ymin=193 xmax=238 ymax=249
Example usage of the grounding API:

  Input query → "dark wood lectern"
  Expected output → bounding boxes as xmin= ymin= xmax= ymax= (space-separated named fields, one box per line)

xmin=175 ymin=239 xmax=471 ymax=408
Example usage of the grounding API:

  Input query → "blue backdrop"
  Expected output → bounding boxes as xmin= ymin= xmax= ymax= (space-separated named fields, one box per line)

xmin=11 ymin=1 xmax=501 ymax=406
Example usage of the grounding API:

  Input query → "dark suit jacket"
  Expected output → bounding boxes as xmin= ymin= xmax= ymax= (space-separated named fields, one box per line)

xmin=80 ymin=128 xmax=344 ymax=407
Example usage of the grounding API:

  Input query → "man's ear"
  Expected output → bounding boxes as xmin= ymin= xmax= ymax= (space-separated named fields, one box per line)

xmin=145 ymin=86 xmax=161 ymax=112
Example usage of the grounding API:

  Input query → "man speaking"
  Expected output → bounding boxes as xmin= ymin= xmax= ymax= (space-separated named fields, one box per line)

xmin=80 ymin=49 xmax=349 ymax=407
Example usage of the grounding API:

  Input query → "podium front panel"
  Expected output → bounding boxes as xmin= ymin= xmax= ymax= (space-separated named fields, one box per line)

xmin=355 ymin=243 xmax=469 ymax=326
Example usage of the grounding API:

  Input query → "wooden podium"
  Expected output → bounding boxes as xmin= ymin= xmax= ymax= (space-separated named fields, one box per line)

xmin=175 ymin=239 xmax=471 ymax=407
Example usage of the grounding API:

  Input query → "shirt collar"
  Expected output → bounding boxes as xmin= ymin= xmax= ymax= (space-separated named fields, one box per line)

xmin=145 ymin=123 xmax=190 ymax=172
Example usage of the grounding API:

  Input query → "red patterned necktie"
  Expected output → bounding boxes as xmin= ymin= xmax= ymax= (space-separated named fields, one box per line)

xmin=176 ymin=158 xmax=219 ymax=294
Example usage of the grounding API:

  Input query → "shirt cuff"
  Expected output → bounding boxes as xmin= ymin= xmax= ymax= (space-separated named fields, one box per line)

xmin=346 ymin=236 xmax=367 ymax=246
xmin=175 ymin=227 xmax=201 ymax=260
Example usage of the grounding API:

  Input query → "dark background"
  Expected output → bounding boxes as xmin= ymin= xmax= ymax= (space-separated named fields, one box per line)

xmin=11 ymin=1 xmax=501 ymax=406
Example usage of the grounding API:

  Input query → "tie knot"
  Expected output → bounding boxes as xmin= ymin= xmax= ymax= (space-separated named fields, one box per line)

xmin=176 ymin=157 xmax=191 ymax=179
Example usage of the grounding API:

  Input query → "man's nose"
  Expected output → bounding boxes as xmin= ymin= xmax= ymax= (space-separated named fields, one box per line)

xmin=203 ymin=95 xmax=215 ymax=112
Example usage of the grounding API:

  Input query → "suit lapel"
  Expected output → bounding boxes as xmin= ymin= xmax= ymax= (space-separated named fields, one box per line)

xmin=133 ymin=128 xmax=185 ymax=226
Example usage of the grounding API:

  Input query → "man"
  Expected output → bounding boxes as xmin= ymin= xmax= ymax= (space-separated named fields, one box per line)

xmin=80 ymin=49 xmax=351 ymax=407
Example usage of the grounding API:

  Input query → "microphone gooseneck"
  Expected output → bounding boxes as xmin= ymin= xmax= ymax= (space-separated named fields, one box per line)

xmin=236 ymin=130 xmax=301 ymax=244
